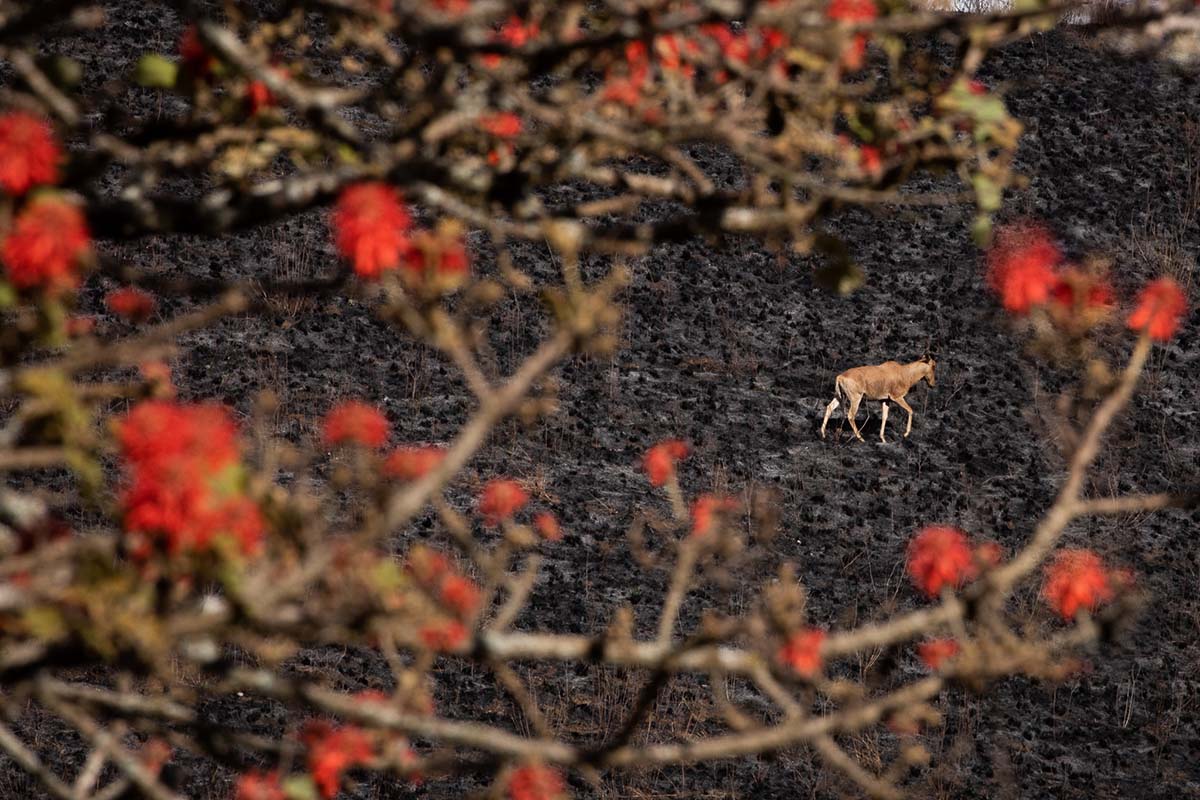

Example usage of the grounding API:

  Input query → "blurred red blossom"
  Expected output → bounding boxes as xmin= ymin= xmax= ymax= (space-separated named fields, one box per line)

xmin=117 ymin=400 xmax=264 ymax=557
xmin=906 ymin=526 xmax=977 ymax=597
xmin=179 ymin=25 xmax=215 ymax=77
xmin=384 ymin=446 xmax=445 ymax=480
xmin=1 ymin=195 xmax=92 ymax=294
xmin=1127 ymin=277 xmax=1187 ymax=341
xmin=332 ymin=182 xmax=412 ymax=280
xmin=479 ymin=479 xmax=529 ymax=525
xmin=778 ymin=628 xmax=826 ymax=677
xmin=479 ymin=112 xmax=523 ymax=138
xmin=642 ymin=439 xmax=690 ymax=487
xmin=106 ymin=287 xmax=157 ymax=322
xmin=690 ymin=494 xmax=738 ymax=538
xmin=507 ymin=763 xmax=566 ymax=800
xmin=0 ymin=111 xmax=60 ymax=195
xmin=419 ymin=619 xmax=468 ymax=651
xmin=917 ymin=638 xmax=960 ymax=670
xmin=534 ymin=511 xmax=562 ymax=541
xmin=322 ymin=401 xmax=390 ymax=449
xmin=439 ymin=574 xmax=482 ymax=618
xmin=234 ymin=770 xmax=285 ymax=800
xmin=986 ymin=223 xmax=1062 ymax=314
xmin=302 ymin=721 xmax=374 ymax=800
xmin=1042 ymin=549 xmax=1115 ymax=619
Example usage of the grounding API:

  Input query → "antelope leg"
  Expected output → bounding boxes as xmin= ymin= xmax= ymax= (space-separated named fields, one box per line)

xmin=821 ymin=397 xmax=839 ymax=439
xmin=847 ymin=395 xmax=864 ymax=441
xmin=880 ymin=402 xmax=889 ymax=443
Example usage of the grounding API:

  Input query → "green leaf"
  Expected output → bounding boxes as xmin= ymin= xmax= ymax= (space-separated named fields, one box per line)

xmin=40 ymin=56 xmax=82 ymax=89
xmin=0 ymin=282 xmax=16 ymax=309
xmin=283 ymin=775 xmax=318 ymax=800
xmin=23 ymin=606 xmax=68 ymax=643
xmin=971 ymin=214 xmax=994 ymax=247
xmin=971 ymin=174 xmax=1002 ymax=212
xmin=135 ymin=54 xmax=178 ymax=89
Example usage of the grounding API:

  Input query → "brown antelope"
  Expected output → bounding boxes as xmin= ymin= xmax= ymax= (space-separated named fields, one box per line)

xmin=820 ymin=356 xmax=937 ymax=442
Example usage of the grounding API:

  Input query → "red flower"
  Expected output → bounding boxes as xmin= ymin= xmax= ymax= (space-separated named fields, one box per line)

xmin=859 ymin=145 xmax=883 ymax=177
xmin=431 ymin=0 xmax=471 ymax=13
xmin=384 ymin=446 xmax=445 ymax=480
xmin=140 ymin=361 xmax=176 ymax=398
xmin=482 ymin=16 xmax=540 ymax=67
xmin=419 ymin=619 xmax=468 ymax=651
xmin=1127 ymin=277 xmax=1188 ymax=342
xmin=234 ymin=770 xmax=285 ymax=800
xmin=690 ymin=494 xmax=738 ymax=538
xmin=479 ymin=112 xmax=523 ymax=138
xmin=917 ymin=638 xmax=960 ymax=670
xmin=179 ymin=25 xmax=215 ymax=77
xmin=642 ymin=439 xmax=690 ymax=487
xmin=1042 ymin=549 xmax=1114 ymax=620
xmin=66 ymin=315 xmax=96 ymax=337
xmin=246 ymin=80 xmax=275 ymax=115
xmin=778 ymin=628 xmax=826 ymax=678
xmin=1049 ymin=267 xmax=1115 ymax=312
xmin=405 ymin=545 xmax=451 ymax=585
xmin=975 ymin=540 xmax=1003 ymax=568
xmin=332 ymin=182 xmax=412 ymax=280
xmin=2 ymin=195 xmax=92 ymax=294
xmin=534 ymin=512 xmax=562 ymax=542
xmin=322 ymin=401 xmax=389 ymax=448
xmin=106 ymin=287 xmax=157 ymax=322
xmin=0 ymin=112 xmax=60 ymax=195
xmin=827 ymin=0 xmax=878 ymax=22
xmin=479 ymin=479 xmax=529 ymax=526
xmin=117 ymin=400 xmax=264 ymax=556
xmin=302 ymin=722 xmax=374 ymax=800
xmin=507 ymin=763 xmax=566 ymax=800
xmin=906 ymin=525 xmax=976 ymax=597
xmin=439 ymin=574 xmax=481 ymax=618
xmin=986 ymin=224 xmax=1062 ymax=314
xmin=399 ymin=222 xmax=471 ymax=290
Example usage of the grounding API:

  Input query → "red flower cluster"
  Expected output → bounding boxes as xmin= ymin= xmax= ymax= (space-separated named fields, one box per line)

xmin=507 ymin=763 xmax=566 ymax=800
xmin=534 ymin=511 xmax=562 ymax=542
xmin=117 ymin=400 xmax=264 ymax=557
xmin=384 ymin=445 xmax=446 ymax=480
xmin=690 ymin=494 xmax=738 ymax=538
xmin=179 ymin=25 xmax=216 ymax=77
xmin=643 ymin=439 xmax=690 ymax=487
xmin=778 ymin=628 xmax=826 ymax=677
xmin=322 ymin=400 xmax=390 ymax=448
xmin=826 ymin=0 xmax=878 ymax=69
xmin=480 ymin=112 xmax=523 ymax=139
xmin=106 ymin=286 xmax=157 ymax=322
xmin=406 ymin=545 xmax=481 ymax=619
xmin=906 ymin=525 xmax=977 ymax=598
xmin=419 ymin=619 xmax=468 ymax=651
xmin=1127 ymin=277 xmax=1188 ymax=342
xmin=2 ymin=195 xmax=92 ymax=294
xmin=332 ymin=182 xmax=412 ymax=280
xmin=302 ymin=721 xmax=375 ymax=800
xmin=917 ymin=638 xmax=960 ymax=670
xmin=246 ymin=80 xmax=275 ymax=115
xmin=1042 ymin=549 xmax=1115 ymax=620
xmin=402 ymin=220 xmax=471 ymax=291
xmin=482 ymin=15 xmax=541 ymax=68
xmin=234 ymin=770 xmax=285 ymax=800
xmin=0 ymin=111 xmax=60 ymax=195
xmin=986 ymin=224 xmax=1063 ymax=314
xmin=479 ymin=478 xmax=529 ymax=526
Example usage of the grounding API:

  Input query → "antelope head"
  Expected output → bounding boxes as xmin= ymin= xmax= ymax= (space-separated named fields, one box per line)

xmin=919 ymin=355 xmax=937 ymax=387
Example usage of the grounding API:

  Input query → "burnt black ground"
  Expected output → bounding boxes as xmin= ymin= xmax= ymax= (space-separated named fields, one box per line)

xmin=4 ymin=6 xmax=1200 ymax=799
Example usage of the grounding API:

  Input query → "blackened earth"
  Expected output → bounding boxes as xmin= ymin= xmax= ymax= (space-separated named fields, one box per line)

xmin=4 ymin=8 xmax=1200 ymax=800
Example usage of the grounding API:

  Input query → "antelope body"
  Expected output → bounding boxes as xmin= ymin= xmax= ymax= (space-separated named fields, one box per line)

xmin=820 ymin=357 xmax=937 ymax=442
